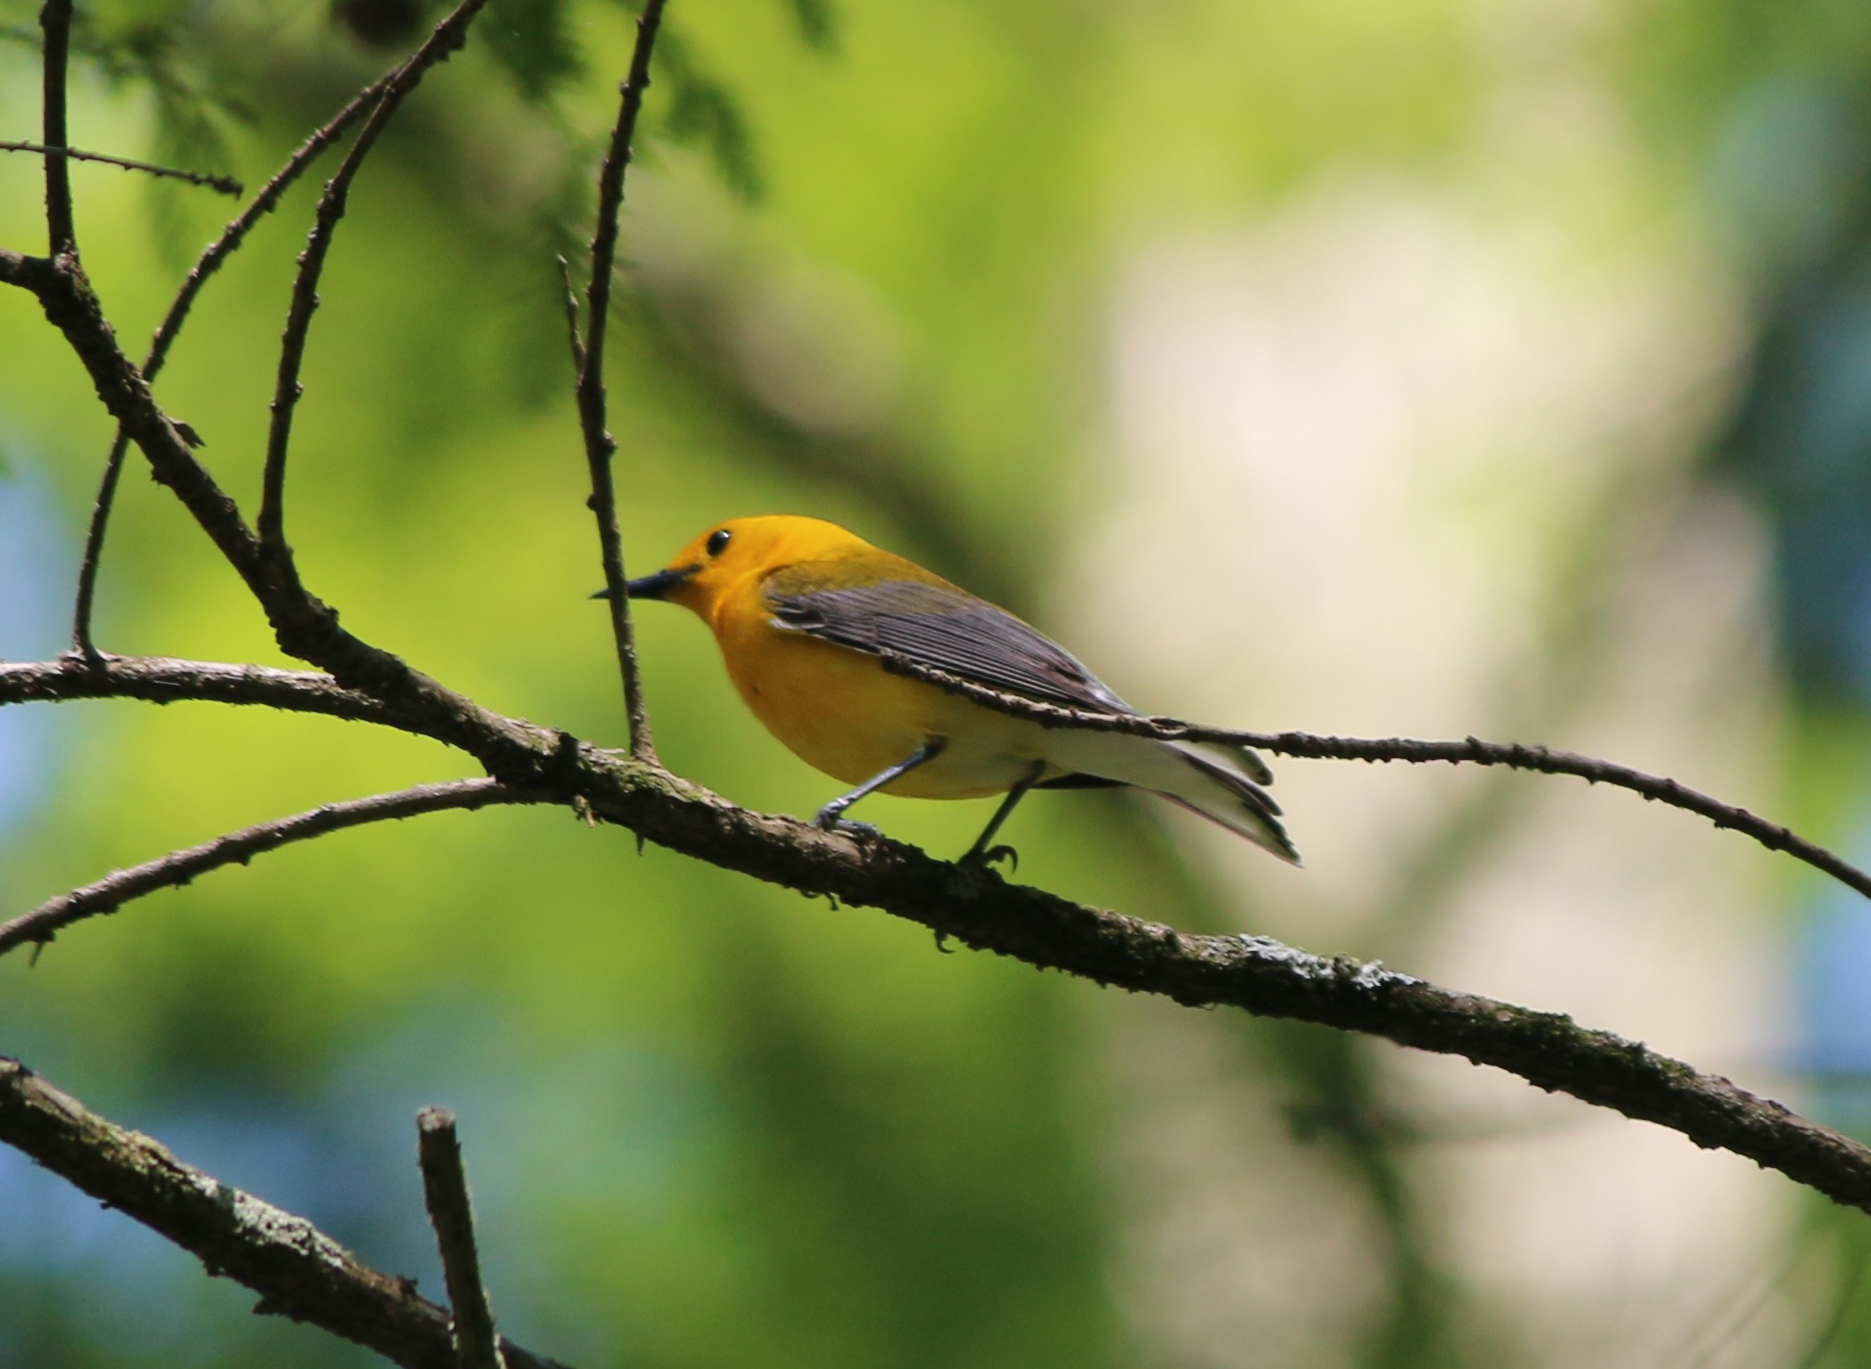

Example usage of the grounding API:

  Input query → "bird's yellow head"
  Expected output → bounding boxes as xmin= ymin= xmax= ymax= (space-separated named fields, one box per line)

xmin=624 ymin=515 xmax=871 ymax=623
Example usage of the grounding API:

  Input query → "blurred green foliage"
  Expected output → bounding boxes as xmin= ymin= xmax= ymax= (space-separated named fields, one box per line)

xmin=4 ymin=0 xmax=1871 ymax=1366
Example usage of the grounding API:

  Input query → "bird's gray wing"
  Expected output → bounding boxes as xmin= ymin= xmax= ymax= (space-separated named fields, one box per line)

xmin=765 ymin=578 xmax=1135 ymax=715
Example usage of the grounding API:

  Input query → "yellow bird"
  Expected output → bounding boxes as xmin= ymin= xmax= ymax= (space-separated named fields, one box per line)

xmin=619 ymin=515 xmax=1297 ymax=866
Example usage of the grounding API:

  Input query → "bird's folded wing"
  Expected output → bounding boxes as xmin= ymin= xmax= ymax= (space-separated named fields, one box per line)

xmin=765 ymin=577 xmax=1134 ymax=716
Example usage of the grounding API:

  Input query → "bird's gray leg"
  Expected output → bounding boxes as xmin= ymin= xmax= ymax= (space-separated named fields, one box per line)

xmin=815 ymin=738 xmax=947 ymax=834
xmin=961 ymin=760 xmax=1047 ymax=868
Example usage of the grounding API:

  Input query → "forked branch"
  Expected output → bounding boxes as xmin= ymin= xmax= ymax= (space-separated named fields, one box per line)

xmin=74 ymin=45 xmax=427 ymax=653
xmin=259 ymin=0 xmax=493 ymax=554
xmin=0 ymin=1059 xmax=572 ymax=1369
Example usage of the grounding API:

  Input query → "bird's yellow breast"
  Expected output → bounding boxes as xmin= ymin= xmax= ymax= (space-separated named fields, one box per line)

xmin=709 ymin=580 xmax=1052 ymax=799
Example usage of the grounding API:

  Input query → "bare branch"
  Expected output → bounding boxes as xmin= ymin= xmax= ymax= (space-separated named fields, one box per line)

xmin=39 ymin=0 xmax=75 ymax=258
xmin=0 ymin=654 xmax=391 ymax=721
xmin=0 ymin=247 xmax=291 ymax=616
xmin=574 ymin=0 xmax=671 ymax=761
xmin=689 ymin=826 xmax=1871 ymax=1216
xmin=0 ymin=657 xmax=1866 ymax=1211
xmin=260 ymin=0 xmax=493 ymax=554
xmin=75 ymin=62 xmax=405 ymax=653
xmin=871 ymin=651 xmax=1871 ymax=901
xmin=0 ymin=778 xmax=530 ymax=959
xmin=0 ymin=1060 xmax=574 ymax=1369
xmin=0 ymin=249 xmax=548 ymax=766
xmin=0 ymin=139 xmax=242 ymax=195
xmin=416 ymin=1109 xmax=507 ymax=1369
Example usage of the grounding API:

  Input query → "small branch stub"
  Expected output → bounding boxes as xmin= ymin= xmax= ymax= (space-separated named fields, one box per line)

xmin=416 ymin=1108 xmax=507 ymax=1369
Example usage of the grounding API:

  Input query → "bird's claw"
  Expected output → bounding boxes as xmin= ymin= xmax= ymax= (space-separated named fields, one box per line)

xmin=815 ymin=811 xmax=880 ymax=840
xmin=961 ymin=843 xmax=1019 ymax=872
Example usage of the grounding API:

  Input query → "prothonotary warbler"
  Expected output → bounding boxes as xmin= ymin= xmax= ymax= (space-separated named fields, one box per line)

xmin=617 ymin=515 xmax=1298 ymax=866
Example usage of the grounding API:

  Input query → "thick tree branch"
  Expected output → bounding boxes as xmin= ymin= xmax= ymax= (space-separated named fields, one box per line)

xmin=75 ymin=54 xmax=419 ymax=654
xmin=260 ymin=0 xmax=491 ymax=555
xmin=568 ymin=776 xmax=1871 ymax=1216
xmin=0 ymin=778 xmax=530 ymax=958
xmin=574 ymin=0 xmax=670 ymax=762
xmin=0 ymin=1060 xmax=573 ymax=1369
xmin=2 ymin=651 xmax=1864 ymax=1213
xmin=873 ymin=652 xmax=1871 ymax=900
xmin=416 ymin=1109 xmax=506 ymax=1369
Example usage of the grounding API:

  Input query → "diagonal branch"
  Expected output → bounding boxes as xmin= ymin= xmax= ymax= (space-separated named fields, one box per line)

xmin=0 ymin=140 xmax=242 ymax=195
xmin=0 ymin=778 xmax=531 ymax=958
xmin=0 ymin=1059 xmax=574 ymax=1369
xmin=39 ymin=0 xmax=75 ymax=258
xmin=259 ymin=0 xmax=492 ymax=555
xmin=573 ymin=0 xmax=670 ymax=762
xmin=0 ymin=250 xmax=553 ymax=774
xmin=620 ymin=803 xmax=1871 ymax=1215
xmin=871 ymin=651 xmax=1871 ymax=901
xmin=1 ymin=650 xmax=1868 ymax=1212
xmin=74 ymin=57 xmax=421 ymax=654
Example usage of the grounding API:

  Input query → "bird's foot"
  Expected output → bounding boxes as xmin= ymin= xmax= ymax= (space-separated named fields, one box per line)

xmin=960 ymin=843 xmax=1018 ymax=872
xmin=814 ymin=807 xmax=880 ymax=840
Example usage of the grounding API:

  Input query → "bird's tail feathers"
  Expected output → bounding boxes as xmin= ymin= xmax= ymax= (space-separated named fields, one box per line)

xmin=1046 ymin=732 xmax=1300 ymax=864
xmin=1165 ymin=744 xmax=1300 ymax=864
xmin=1221 ymin=741 xmax=1275 ymax=786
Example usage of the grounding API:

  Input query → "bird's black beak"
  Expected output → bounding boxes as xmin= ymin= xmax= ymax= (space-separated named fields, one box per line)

xmin=592 ymin=564 xmax=698 ymax=602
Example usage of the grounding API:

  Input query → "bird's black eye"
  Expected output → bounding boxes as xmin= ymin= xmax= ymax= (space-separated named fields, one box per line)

xmin=705 ymin=528 xmax=732 ymax=558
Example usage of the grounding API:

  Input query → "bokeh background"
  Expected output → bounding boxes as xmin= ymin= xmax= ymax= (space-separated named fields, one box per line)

xmin=3 ymin=0 xmax=1871 ymax=1364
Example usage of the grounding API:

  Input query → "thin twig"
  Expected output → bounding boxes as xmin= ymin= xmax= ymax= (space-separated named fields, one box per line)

xmin=39 ymin=0 xmax=76 ymax=257
xmin=72 ymin=69 xmax=407 ymax=654
xmin=1254 ymin=730 xmax=1871 ymax=895
xmin=69 ymin=443 xmax=127 ymax=656
xmin=0 ymin=139 xmax=243 ymax=195
xmin=873 ymin=651 xmax=1871 ymax=901
xmin=0 ymin=778 xmax=528 ymax=959
xmin=416 ymin=1109 xmax=507 ymax=1369
xmin=574 ymin=0 xmax=670 ymax=761
xmin=259 ymin=0 xmax=492 ymax=554
xmin=0 ymin=1060 xmax=574 ymax=1369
